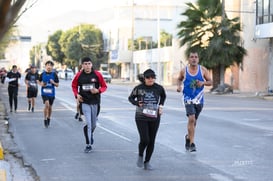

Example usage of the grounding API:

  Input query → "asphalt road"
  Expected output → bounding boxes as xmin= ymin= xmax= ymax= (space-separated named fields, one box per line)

xmin=1 ymin=79 xmax=273 ymax=181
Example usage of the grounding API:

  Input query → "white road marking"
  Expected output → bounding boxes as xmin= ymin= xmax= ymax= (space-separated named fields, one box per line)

xmin=59 ymin=100 xmax=132 ymax=143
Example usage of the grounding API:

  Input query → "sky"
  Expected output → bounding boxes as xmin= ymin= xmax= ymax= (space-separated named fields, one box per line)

xmin=19 ymin=0 xmax=129 ymax=23
xmin=17 ymin=0 xmax=157 ymax=42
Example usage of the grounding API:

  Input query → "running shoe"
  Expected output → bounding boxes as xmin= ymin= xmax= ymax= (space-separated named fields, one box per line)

xmin=84 ymin=145 xmax=92 ymax=153
xmin=44 ymin=119 xmax=48 ymax=128
xmin=47 ymin=118 xmax=50 ymax=126
xmin=189 ymin=143 xmax=196 ymax=152
xmin=31 ymin=107 xmax=34 ymax=112
xmin=185 ymin=134 xmax=190 ymax=151
xmin=75 ymin=113 xmax=79 ymax=119
xmin=144 ymin=162 xmax=153 ymax=170
xmin=136 ymin=156 xmax=143 ymax=168
xmin=78 ymin=117 xmax=83 ymax=122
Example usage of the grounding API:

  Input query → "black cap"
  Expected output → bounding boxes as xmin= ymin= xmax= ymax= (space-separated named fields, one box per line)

xmin=143 ymin=69 xmax=156 ymax=78
xmin=30 ymin=65 xmax=36 ymax=68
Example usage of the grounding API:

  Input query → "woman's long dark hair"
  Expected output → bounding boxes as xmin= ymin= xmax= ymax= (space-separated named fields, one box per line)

xmin=137 ymin=73 xmax=144 ymax=83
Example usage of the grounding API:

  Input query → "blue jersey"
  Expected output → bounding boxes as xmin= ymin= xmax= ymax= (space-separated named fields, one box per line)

xmin=40 ymin=71 xmax=58 ymax=97
xmin=183 ymin=65 xmax=205 ymax=104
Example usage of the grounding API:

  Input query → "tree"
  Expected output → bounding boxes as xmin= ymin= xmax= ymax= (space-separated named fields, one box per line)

xmin=0 ymin=0 xmax=38 ymax=41
xmin=29 ymin=43 xmax=43 ymax=68
xmin=177 ymin=0 xmax=247 ymax=89
xmin=58 ymin=24 xmax=105 ymax=69
xmin=46 ymin=30 xmax=65 ymax=64
xmin=0 ymin=0 xmax=38 ymax=62
xmin=160 ymin=30 xmax=172 ymax=47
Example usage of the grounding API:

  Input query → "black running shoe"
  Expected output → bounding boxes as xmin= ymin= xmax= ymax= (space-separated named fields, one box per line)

xmin=75 ymin=113 xmax=79 ymax=119
xmin=31 ymin=107 xmax=34 ymax=112
xmin=44 ymin=119 xmax=48 ymax=128
xmin=47 ymin=118 xmax=50 ymax=126
xmin=28 ymin=103 xmax=31 ymax=111
xmin=84 ymin=145 xmax=92 ymax=153
xmin=78 ymin=117 xmax=83 ymax=122
xmin=189 ymin=143 xmax=196 ymax=152
xmin=185 ymin=134 xmax=190 ymax=151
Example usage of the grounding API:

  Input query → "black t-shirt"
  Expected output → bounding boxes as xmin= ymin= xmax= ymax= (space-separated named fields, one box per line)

xmin=25 ymin=72 xmax=39 ymax=90
xmin=128 ymin=83 xmax=166 ymax=121
xmin=7 ymin=71 xmax=21 ymax=87
xmin=78 ymin=71 xmax=101 ymax=105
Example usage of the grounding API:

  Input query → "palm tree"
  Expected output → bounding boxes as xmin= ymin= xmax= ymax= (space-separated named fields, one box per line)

xmin=177 ymin=0 xmax=246 ymax=90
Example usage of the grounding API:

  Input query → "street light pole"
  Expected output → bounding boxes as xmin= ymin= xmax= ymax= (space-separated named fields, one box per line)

xmin=130 ymin=0 xmax=135 ymax=82
xmin=157 ymin=3 xmax=161 ymax=84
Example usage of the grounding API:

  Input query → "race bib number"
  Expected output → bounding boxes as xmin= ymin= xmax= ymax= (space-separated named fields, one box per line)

xmin=29 ymin=82 xmax=37 ymax=87
xmin=143 ymin=108 xmax=157 ymax=117
xmin=43 ymin=88 xmax=53 ymax=94
xmin=82 ymin=84 xmax=94 ymax=91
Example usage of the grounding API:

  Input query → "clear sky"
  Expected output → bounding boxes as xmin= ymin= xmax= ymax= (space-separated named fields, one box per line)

xmin=17 ymin=0 xmax=158 ymax=42
xmin=19 ymin=0 xmax=130 ymax=25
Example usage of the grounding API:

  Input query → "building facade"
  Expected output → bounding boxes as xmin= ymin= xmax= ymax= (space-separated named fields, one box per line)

xmin=100 ymin=0 xmax=273 ymax=93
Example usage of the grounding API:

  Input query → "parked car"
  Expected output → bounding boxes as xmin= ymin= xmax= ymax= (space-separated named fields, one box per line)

xmin=99 ymin=71 xmax=112 ymax=83
xmin=57 ymin=68 xmax=74 ymax=80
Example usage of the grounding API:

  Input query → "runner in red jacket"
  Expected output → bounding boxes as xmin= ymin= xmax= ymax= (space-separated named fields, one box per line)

xmin=72 ymin=57 xmax=107 ymax=153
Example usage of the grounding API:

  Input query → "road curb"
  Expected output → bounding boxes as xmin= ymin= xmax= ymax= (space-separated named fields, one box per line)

xmin=0 ymin=169 xmax=6 ymax=181
xmin=0 ymin=142 xmax=3 ymax=160
xmin=0 ymin=141 xmax=6 ymax=181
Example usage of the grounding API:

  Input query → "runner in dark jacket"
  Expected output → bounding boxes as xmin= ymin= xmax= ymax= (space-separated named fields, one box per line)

xmin=128 ymin=69 xmax=166 ymax=170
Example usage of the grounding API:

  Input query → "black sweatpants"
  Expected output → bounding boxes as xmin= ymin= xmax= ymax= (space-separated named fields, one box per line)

xmin=8 ymin=86 xmax=18 ymax=110
xmin=135 ymin=118 xmax=160 ymax=163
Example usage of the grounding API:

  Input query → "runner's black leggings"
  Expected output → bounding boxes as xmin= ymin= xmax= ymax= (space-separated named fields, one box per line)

xmin=8 ymin=86 xmax=18 ymax=110
xmin=135 ymin=118 xmax=160 ymax=163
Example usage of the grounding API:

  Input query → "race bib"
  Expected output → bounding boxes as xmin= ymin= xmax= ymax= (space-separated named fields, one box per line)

xmin=43 ymin=88 xmax=53 ymax=94
xmin=82 ymin=84 xmax=94 ymax=91
xmin=29 ymin=82 xmax=37 ymax=87
xmin=143 ymin=108 xmax=157 ymax=117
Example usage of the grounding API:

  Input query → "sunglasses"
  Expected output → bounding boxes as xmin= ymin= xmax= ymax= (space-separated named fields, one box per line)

xmin=145 ymin=75 xmax=155 ymax=79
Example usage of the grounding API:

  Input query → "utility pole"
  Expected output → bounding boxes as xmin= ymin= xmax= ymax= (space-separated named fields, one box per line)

xmin=157 ymin=3 xmax=161 ymax=84
xmin=130 ymin=0 xmax=135 ymax=82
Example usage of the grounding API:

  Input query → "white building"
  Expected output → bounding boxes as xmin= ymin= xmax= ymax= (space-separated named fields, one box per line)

xmin=99 ymin=1 xmax=187 ymax=85
xmin=100 ymin=0 xmax=273 ymax=92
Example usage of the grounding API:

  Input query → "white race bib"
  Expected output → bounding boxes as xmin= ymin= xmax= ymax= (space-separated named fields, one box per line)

xmin=143 ymin=108 xmax=157 ymax=117
xmin=82 ymin=84 xmax=94 ymax=91
xmin=43 ymin=88 xmax=53 ymax=94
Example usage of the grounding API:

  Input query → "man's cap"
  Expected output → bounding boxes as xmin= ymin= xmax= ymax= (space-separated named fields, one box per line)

xmin=45 ymin=60 xmax=54 ymax=66
xmin=30 ymin=65 xmax=36 ymax=68
xmin=143 ymin=69 xmax=156 ymax=77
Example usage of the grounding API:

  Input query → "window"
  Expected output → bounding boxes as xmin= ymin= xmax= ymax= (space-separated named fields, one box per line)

xmin=256 ymin=0 xmax=273 ymax=24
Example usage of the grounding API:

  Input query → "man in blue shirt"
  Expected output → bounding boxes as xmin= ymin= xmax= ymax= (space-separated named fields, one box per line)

xmin=39 ymin=61 xmax=59 ymax=128
xmin=177 ymin=51 xmax=212 ymax=152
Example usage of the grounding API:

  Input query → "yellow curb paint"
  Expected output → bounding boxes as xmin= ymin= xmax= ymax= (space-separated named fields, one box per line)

xmin=0 ymin=142 xmax=3 ymax=160
xmin=0 ymin=169 xmax=6 ymax=181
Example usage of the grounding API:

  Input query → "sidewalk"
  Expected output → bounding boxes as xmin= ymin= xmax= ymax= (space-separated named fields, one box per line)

xmin=0 ymin=86 xmax=37 ymax=181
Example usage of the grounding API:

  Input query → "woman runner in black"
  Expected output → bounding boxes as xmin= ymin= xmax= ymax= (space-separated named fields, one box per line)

xmin=128 ymin=69 xmax=166 ymax=170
